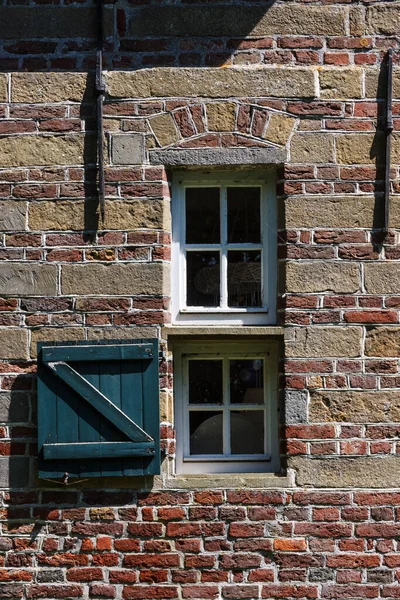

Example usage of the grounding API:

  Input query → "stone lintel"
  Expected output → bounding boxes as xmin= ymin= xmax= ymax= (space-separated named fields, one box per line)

xmin=149 ymin=147 xmax=286 ymax=166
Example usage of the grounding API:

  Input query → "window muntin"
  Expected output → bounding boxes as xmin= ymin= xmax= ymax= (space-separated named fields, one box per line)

xmin=174 ymin=341 xmax=279 ymax=474
xmin=172 ymin=172 xmax=277 ymax=325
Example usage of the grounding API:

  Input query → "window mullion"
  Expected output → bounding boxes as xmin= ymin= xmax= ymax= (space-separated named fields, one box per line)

xmin=221 ymin=185 xmax=228 ymax=309
xmin=223 ymin=356 xmax=230 ymax=456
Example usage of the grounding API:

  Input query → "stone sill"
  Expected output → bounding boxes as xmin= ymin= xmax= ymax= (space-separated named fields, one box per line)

xmin=149 ymin=147 xmax=286 ymax=167
xmin=157 ymin=472 xmax=294 ymax=490
xmin=162 ymin=325 xmax=285 ymax=338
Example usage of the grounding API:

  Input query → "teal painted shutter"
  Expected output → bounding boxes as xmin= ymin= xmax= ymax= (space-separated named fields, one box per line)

xmin=37 ymin=339 xmax=160 ymax=478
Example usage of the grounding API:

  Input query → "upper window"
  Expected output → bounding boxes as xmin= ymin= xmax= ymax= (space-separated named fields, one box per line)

xmin=171 ymin=172 xmax=277 ymax=325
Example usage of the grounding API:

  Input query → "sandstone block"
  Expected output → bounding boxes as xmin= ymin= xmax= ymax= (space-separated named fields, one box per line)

xmin=206 ymin=103 xmax=236 ymax=132
xmin=286 ymin=326 xmax=362 ymax=358
xmin=349 ymin=7 xmax=366 ymax=36
xmin=319 ymin=68 xmax=362 ymax=100
xmin=364 ymin=263 xmax=400 ymax=294
xmin=107 ymin=68 xmax=316 ymax=100
xmin=310 ymin=390 xmax=400 ymax=423
xmin=336 ymin=134 xmax=383 ymax=165
xmin=0 ymin=329 xmax=28 ymax=360
xmin=150 ymin=114 xmax=180 ymax=147
xmin=87 ymin=327 xmax=158 ymax=341
xmin=0 ymin=457 xmax=30 ymax=488
xmin=0 ymin=7 xmax=112 ymax=39
xmin=366 ymin=5 xmax=400 ymax=35
xmin=11 ymin=73 xmax=91 ymax=103
xmin=128 ymin=5 xmax=346 ymax=37
xmin=283 ymin=390 xmax=308 ymax=425
xmin=30 ymin=327 xmax=85 ymax=358
xmin=0 ymin=201 xmax=26 ymax=231
xmin=290 ymin=134 xmax=334 ymax=164
xmin=290 ymin=456 xmax=400 ymax=488
xmin=364 ymin=68 xmax=400 ymax=99
xmin=29 ymin=199 xmax=170 ymax=232
xmin=0 ymin=263 xmax=57 ymax=296
xmin=0 ymin=74 xmax=7 ymax=103
xmin=0 ymin=135 xmax=85 ymax=167
xmin=264 ymin=113 xmax=295 ymax=146
xmin=285 ymin=196 xmax=375 ymax=229
xmin=112 ymin=134 xmax=144 ymax=165
xmin=61 ymin=263 xmax=170 ymax=296
xmin=285 ymin=261 xmax=359 ymax=293
xmin=150 ymin=147 xmax=286 ymax=166
xmin=0 ymin=392 xmax=30 ymax=422
xmin=365 ymin=327 xmax=400 ymax=357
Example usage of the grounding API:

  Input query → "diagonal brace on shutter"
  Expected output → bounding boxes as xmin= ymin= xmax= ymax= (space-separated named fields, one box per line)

xmin=46 ymin=361 xmax=153 ymax=443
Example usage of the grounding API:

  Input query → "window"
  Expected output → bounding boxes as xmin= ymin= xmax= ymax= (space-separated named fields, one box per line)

xmin=171 ymin=172 xmax=277 ymax=325
xmin=174 ymin=341 xmax=279 ymax=474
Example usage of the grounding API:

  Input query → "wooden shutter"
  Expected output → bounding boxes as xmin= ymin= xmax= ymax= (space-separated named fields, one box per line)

xmin=37 ymin=339 xmax=160 ymax=478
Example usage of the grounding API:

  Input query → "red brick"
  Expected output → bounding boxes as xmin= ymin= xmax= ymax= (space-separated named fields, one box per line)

xmin=67 ymin=569 xmax=103 ymax=582
xmin=122 ymin=586 xmax=179 ymax=599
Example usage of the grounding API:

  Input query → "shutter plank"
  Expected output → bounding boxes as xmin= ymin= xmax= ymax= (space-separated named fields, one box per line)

xmin=143 ymin=339 xmax=161 ymax=476
xmin=121 ymin=356 xmax=144 ymax=476
xmin=77 ymin=360 xmax=101 ymax=477
xmin=99 ymin=360 xmax=123 ymax=476
xmin=42 ymin=344 xmax=154 ymax=362
xmin=43 ymin=441 xmax=155 ymax=460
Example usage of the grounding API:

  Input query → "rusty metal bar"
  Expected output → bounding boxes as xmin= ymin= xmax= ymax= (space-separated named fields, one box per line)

xmin=384 ymin=48 xmax=393 ymax=232
xmin=96 ymin=0 xmax=105 ymax=220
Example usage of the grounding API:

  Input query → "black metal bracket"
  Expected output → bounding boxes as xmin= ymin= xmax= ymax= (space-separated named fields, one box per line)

xmin=384 ymin=48 xmax=393 ymax=232
xmin=96 ymin=0 xmax=105 ymax=220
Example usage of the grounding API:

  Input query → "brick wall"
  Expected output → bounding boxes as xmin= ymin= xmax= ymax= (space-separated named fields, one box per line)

xmin=1 ymin=1 xmax=400 ymax=598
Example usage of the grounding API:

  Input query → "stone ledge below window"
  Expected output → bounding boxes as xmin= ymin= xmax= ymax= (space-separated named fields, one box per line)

xmin=155 ymin=471 xmax=294 ymax=490
xmin=149 ymin=147 xmax=286 ymax=166
xmin=162 ymin=325 xmax=285 ymax=338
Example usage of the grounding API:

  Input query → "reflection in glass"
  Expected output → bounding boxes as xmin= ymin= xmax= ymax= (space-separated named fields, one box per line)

xmin=230 ymin=411 xmax=264 ymax=454
xmin=186 ymin=188 xmax=220 ymax=244
xmin=189 ymin=360 xmax=223 ymax=405
xmin=227 ymin=187 xmax=260 ymax=243
xmin=190 ymin=411 xmax=223 ymax=455
xmin=187 ymin=251 xmax=220 ymax=307
xmin=230 ymin=359 xmax=264 ymax=404
xmin=228 ymin=251 xmax=262 ymax=307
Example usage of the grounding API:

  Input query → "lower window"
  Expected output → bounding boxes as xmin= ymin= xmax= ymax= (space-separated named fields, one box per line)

xmin=174 ymin=341 xmax=279 ymax=474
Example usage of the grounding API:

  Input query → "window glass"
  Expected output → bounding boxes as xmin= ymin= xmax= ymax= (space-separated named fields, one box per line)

xmin=186 ymin=251 xmax=220 ymax=307
xmin=227 ymin=187 xmax=260 ymax=243
xmin=189 ymin=360 xmax=223 ymax=405
xmin=228 ymin=250 xmax=262 ymax=307
xmin=186 ymin=187 xmax=220 ymax=244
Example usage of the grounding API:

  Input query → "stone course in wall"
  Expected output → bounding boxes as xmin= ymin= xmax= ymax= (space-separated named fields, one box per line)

xmin=1 ymin=1 xmax=400 ymax=598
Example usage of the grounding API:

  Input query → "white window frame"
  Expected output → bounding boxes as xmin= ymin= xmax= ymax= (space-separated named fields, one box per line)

xmin=174 ymin=340 xmax=279 ymax=475
xmin=171 ymin=171 xmax=277 ymax=325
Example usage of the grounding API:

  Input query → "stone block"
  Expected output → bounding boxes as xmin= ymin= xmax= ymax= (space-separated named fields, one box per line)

xmin=286 ymin=326 xmax=362 ymax=359
xmin=107 ymin=68 xmax=316 ymax=100
xmin=11 ymin=73 xmax=91 ymax=103
xmin=366 ymin=5 xmax=400 ymax=35
xmin=61 ymin=263 xmax=170 ymax=296
xmin=285 ymin=261 xmax=359 ymax=293
xmin=30 ymin=327 xmax=85 ymax=359
xmin=29 ymin=199 xmax=170 ymax=232
xmin=0 ymin=457 xmax=30 ymax=487
xmin=149 ymin=147 xmax=286 ymax=166
xmin=206 ymin=103 xmax=236 ymax=132
xmin=364 ymin=263 xmax=400 ymax=294
xmin=290 ymin=134 xmax=334 ymax=164
xmin=0 ymin=263 xmax=57 ymax=296
xmin=150 ymin=114 xmax=180 ymax=147
xmin=0 ymin=7 xmax=113 ymax=39
xmin=283 ymin=390 xmax=308 ymax=425
xmin=364 ymin=68 xmax=400 ymax=99
xmin=112 ymin=134 xmax=144 ymax=166
xmin=336 ymin=133 xmax=394 ymax=165
xmin=319 ymin=68 xmax=362 ymax=100
xmin=0 ymin=330 xmax=28 ymax=360
xmin=0 ymin=392 xmax=30 ymax=422
xmin=87 ymin=327 xmax=158 ymax=341
xmin=264 ymin=113 xmax=295 ymax=146
xmin=0 ymin=201 xmax=26 ymax=232
xmin=310 ymin=390 xmax=400 ymax=423
xmin=0 ymin=135 xmax=85 ymax=167
xmin=0 ymin=74 xmax=7 ymax=103
xmin=365 ymin=327 xmax=400 ymax=357
xmin=349 ymin=7 xmax=366 ymax=36
xmin=290 ymin=456 xmax=400 ymax=488
xmin=285 ymin=196 xmax=376 ymax=229
xmin=128 ymin=5 xmax=346 ymax=37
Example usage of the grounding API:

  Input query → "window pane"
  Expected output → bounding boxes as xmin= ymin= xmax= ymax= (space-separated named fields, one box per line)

xmin=228 ymin=251 xmax=262 ymax=307
xmin=186 ymin=188 xmax=220 ymax=244
xmin=229 ymin=359 xmax=264 ymax=404
xmin=190 ymin=411 xmax=223 ymax=455
xmin=187 ymin=251 xmax=220 ymax=307
xmin=230 ymin=411 xmax=264 ymax=455
xmin=189 ymin=360 xmax=223 ymax=405
xmin=227 ymin=187 xmax=260 ymax=243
